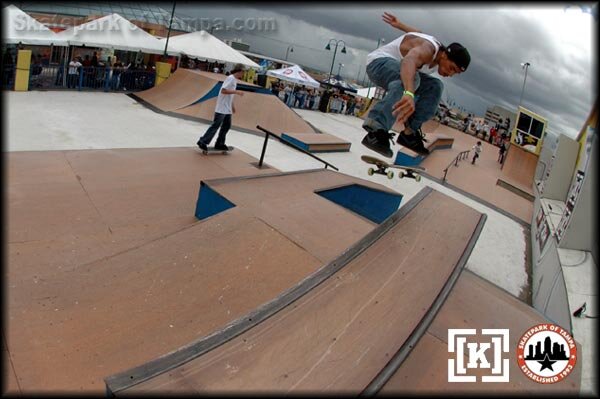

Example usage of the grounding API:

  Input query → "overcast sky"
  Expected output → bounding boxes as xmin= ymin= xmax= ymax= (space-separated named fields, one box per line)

xmin=173 ymin=2 xmax=596 ymax=138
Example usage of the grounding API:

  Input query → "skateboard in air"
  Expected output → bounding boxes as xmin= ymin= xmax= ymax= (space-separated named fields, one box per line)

xmin=200 ymin=146 xmax=234 ymax=155
xmin=361 ymin=155 xmax=425 ymax=181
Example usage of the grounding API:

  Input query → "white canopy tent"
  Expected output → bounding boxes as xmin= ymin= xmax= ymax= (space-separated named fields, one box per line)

xmin=55 ymin=13 xmax=178 ymax=55
xmin=161 ymin=30 xmax=259 ymax=68
xmin=266 ymin=64 xmax=320 ymax=88
xmin=356 ymin=86 xmax=378 ymax=99
xmin=2 ymin=4 xmax=68 ymax=46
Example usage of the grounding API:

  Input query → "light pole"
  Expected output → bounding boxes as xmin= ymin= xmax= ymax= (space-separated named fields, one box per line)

xmin=325 ymin=39 xmax=347 ymax=88
xmin=366 ymin=38 xmax=385 ymax=97
xmin=518 ymin=62 xmax=530 ymax=108
xmin=285 ymin=45 xmax=294 ymax=61
xmin=162 ymin=0 xmax=177 ymax=61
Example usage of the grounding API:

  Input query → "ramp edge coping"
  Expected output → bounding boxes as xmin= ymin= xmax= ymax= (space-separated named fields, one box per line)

xmin=361 ymin=211 xmax=488 ymax=395
xmin=104 ymin=186 xmax=434 ymax=395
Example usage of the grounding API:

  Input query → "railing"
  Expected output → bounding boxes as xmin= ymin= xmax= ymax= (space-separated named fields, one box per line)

xmin=22 ymin=64 xmax=155 ymax=92
xmin=442 ymin=149 xmax=470 ymax=182
xmin=256 ymin=125 xmax=339 ymax=171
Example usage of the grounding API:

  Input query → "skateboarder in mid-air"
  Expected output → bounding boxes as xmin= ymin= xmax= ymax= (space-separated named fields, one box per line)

xmin=197 ymin=63 xmax=246 ymax=151
xmin=361 ymin=12 xmax=471 ymax=158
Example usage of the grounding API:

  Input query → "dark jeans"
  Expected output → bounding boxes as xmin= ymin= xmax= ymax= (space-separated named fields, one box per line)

xmin=67 ymin=74 xmax=78 ymax=88
xmin=198 ymin=112 xmax=232 ymax=146
xmin=364 ymin=57 xmax=443 ymax=133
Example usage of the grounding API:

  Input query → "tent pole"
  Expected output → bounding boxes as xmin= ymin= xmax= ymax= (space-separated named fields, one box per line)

xmin=63 ymin=46 xmax=68 ymax=87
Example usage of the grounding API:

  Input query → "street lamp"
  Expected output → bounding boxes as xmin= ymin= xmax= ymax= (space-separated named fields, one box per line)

xmin=325 ymin=39 xmax=347 ymax=87
xmin=518 ymin=62 xmax=530 ymax=108
xmin=285 ymin=45 xmax=294 ymax=61
xmin=366 ymin=38 xmax=385 ymax=97
xmin=162 ymin=0 xmax=177 ymax=61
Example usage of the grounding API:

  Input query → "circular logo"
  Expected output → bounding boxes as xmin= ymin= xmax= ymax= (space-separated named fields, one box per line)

xmin=299 ymin=71 xmax=308 ymax=79
xmin=517 ymin=323 xmax=577 ymax=384
xmin=283 ymin=69 xmax=293 ymax=75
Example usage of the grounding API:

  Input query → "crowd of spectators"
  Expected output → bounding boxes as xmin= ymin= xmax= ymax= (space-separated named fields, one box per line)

xmin=269 ymin=80 xmax=366 ymax=116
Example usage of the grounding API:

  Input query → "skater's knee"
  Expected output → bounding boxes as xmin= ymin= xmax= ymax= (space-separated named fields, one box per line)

xmin=387 ymin=80 xmax=405 ymax=93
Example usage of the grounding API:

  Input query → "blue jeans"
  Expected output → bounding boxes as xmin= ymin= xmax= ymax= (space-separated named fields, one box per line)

xmin=364 ymin=57 xmax=443 ymax=133
xmin=199 ymin=112 xmax=232 ymax=146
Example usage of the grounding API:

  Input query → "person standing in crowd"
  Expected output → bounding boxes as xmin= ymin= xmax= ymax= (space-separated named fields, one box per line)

xmin=196 ymin=64 xmax=246 ymax=151
xmin=67 ymin=56 xmax=82 ymax=89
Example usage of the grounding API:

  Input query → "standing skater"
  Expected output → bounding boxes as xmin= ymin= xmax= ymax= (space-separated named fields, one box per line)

xmin=472 ymin=141 xmax=483 ymax=164
xmin=361 ymin=12 xmax=471 ymax=158
xmin=196 ymin=63 xmax=246 ymax=151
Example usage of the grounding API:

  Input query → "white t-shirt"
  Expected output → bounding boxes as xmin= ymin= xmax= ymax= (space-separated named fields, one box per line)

xmin=215 ymin=74 xmax=237 ymax=115
xmin=366 ymin=32 xmax=441 ymax=75
xmin=68 ymin=61 xmax=82 ymax=74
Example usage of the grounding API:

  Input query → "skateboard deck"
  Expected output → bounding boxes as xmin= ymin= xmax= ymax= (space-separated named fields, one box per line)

xmin=361 ymin=155 xmax=425 ymax=181
xmin=201 ymin=146 xmax=234 ymax=155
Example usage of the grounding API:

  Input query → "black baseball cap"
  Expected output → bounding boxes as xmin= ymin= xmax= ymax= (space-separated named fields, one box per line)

xmin=446 ymin=43 xmax=470 ymax=71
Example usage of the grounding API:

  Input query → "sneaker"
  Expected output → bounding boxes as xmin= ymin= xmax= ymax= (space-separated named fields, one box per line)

xmin=197 ymin=141 xmax=208 ymax=151
xmin=361 ymin=129 xmax=394 ymax=158
xmin=396 ymin=127 xmax=430 ymax=155
xmin=214 ymin=144 xmax=229 ymax=151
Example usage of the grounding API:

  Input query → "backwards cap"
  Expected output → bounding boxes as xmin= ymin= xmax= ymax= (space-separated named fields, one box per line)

xmin=446 ymin=43 xmax=470 ymax=71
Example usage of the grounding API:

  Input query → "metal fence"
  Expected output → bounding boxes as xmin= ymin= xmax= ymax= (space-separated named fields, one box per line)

xmin=23 ymin=64 xmax=155 ymax=92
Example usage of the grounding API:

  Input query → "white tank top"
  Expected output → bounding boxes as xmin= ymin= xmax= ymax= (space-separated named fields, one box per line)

xmin=366 ymin=32 xmax=441 ymax=75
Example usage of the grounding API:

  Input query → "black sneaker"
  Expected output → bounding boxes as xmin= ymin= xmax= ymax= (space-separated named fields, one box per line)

xmin=396 ymin=127 xmax=429 ymax=155
xmin=197 ymin=141 xmax=208 ymax=151
xmin=214 ymin=144 xmax=229 ymax=151
xmin=361 ymin=129 xmax=394 ymax=158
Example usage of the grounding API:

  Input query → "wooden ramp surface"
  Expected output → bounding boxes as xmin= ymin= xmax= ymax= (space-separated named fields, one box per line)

xmin=282 ymin=132 xmax=352 ymax=152
xmin=380 ymin=269 xmax=581 ymax=394
xmin=7 ymin=155 xmax=389 ymax=393
xmin=106 ymin=189 xmax=486 ymax=394
xmin=174 ymin=91 xmax=318 ymax=136
xmin=133 ymin=68 xmax=220 ymax=112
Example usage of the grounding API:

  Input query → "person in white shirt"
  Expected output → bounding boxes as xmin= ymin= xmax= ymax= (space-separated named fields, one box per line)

xmin=67 ymin=56 xmax=82 ymax=89
xmin=361 ymin=12 xmax=470 ymax=158
xmin=471 ymin=141 xmax=483 ymax=164
xmin=196 ymin=64 xmax=246 ymax=151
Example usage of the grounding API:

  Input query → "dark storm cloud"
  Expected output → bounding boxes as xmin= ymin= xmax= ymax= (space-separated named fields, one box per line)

xmin=174 ymin=3 xmax=596 ymax=138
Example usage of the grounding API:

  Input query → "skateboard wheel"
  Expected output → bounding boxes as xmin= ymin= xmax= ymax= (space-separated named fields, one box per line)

xmin=415 ymin=175 xmax=422 ymax=182
xmin=387 ymin=171 xmax=394 ymax=179
xmin=368 ymin=168 xmax=374 ymax=176
xmin=399 ymin=171 xmax=405 ymax=179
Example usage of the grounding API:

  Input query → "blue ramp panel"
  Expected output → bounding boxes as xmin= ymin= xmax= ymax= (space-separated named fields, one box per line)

xmin=316 ymin=184 xmax=403 ymax=224
xmin=195 ymin=182 xmax=236 ymax=220
xmin=394 ymin=152 xmax=425 ymax=167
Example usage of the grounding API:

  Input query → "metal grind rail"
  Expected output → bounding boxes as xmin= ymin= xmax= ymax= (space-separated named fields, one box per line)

xmin=256 ymin=125 xmax=339 ymax=171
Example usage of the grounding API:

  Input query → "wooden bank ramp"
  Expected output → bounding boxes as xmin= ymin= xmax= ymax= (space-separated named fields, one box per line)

xmin=105 ymin=187 xmax=487 ymax=394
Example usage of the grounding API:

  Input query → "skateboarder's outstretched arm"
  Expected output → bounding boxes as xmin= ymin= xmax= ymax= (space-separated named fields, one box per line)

xmin=382 ymin=12 xmax=422 ymax=33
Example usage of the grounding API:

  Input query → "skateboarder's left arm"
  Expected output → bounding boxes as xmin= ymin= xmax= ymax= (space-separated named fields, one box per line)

xmin=382 ymin=12 xmax=422 ymax=33
xmin=391 ymin=44 xmax=435 ymax=123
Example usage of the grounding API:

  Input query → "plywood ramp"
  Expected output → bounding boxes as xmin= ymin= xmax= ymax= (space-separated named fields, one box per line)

xmin=174 ymin=92 xmax=318 ymax=136
xmin=105 ymin=189 xmax=486 ymax=394
xmin=379 ymin=270 xmax=581 ymax=394
xmin=133 ymin=68 xmax=220 ymax=112
xmin=7 ymin=160 xmax=388 ymax=393
xmin=281 ymin=132 xmax=351 ymax=152
xmin=498 ymin=145 xmax=537 ymax=195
